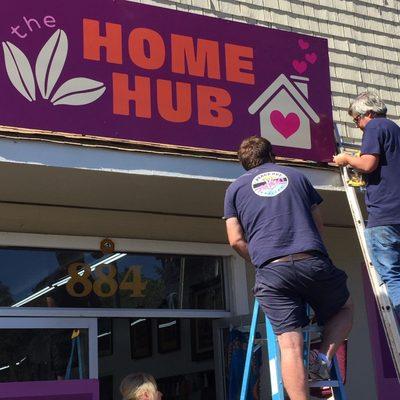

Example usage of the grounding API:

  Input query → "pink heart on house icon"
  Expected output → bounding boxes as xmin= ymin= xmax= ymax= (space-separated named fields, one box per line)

xmin=270 ymin=110 xmax=301 ymax=139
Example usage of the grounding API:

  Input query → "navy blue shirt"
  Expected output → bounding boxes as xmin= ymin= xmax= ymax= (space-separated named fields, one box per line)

xmin=361 ymin=118 xmax=400 ymax=228
xmin=224 ymin=163 xmax=327 ymax=268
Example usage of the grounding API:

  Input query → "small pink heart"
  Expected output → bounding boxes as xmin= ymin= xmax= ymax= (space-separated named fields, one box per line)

xmin=298 ymin=38 xmax=310 ymax=50
xmin=305 ymin=52 xmax=317 ymax=64
xmin=270 ymin=110 xmax=301 ymax=139
xmin=292 ymin=59 xmax=307 ymax=74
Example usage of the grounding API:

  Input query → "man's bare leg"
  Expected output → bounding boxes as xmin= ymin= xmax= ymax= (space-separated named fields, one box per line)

xmin=278 ymin=329 xmax=309 ymax=400
xmin=319 ymin=298 xmax=354 ymax=361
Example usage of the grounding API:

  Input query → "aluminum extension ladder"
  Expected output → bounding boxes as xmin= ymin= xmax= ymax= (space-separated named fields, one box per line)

xmin=240 ymin=300 xmax=347 ymax=400
xmin=334 ymin=125 xmax=400 ymax=379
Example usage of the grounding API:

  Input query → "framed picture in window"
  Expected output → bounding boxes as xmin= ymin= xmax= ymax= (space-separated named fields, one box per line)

xmin=191 ymin=318 xmax=214 ymax=361
xmin=157 ymin=318 xmax=180 ymax=353
xmin=130 ymin=318 xmax=152 ymax=359
xmin=98 ymin=318 xmax=113 ymax=357
xmin=190 ymin=280 xmax=220 ymax=360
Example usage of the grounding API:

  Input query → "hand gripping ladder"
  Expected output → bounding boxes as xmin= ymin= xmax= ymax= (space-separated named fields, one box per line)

xmin=334 ymin=125 xmax=400 ymax=379
xmin=240 ymin=300 xmax=347 ymax=400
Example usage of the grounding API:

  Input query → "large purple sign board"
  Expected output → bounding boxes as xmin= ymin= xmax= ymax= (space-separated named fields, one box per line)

xmin=0 ymin=379 xmax=99 ymax=400
xmin=0 ymin=0 xmax=335 ymax=162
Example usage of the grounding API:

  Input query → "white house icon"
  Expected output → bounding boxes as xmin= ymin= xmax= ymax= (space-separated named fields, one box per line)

xmin=248 ymin=74 xmax=320 ymax=149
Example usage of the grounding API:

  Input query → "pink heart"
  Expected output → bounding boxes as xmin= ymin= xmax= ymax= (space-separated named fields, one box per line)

xmin=298 ymin=39 xmax=310 ymax=50
xmin=292 ymin=59 xmax=307 ymax=74
xmin=305 ymin=52 xmax=317 ymax=64
xmin=270 ymin=110 xmax=301 ymax=139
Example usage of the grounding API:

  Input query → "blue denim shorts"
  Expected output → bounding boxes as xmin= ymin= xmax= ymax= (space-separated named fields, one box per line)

xmin=254 ymin=253 xmax=349 ymax=335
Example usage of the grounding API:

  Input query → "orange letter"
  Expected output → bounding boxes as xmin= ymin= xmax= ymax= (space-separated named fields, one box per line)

xmin=171 ymin=34 xmax=220 ymax=79
xmin=197 ymin=85 xmax=232 ymax=127
xmin=157 ymin=80 xmax=192 ymax=123
xmin=225 ymin=43 xmax=255 ymax=85
xmin=112 ymin=73 xmax=151 ymax=118
xmin=128 ymin=28 xmax=165 ymax=70
xmin=83 ymin=18 xmax=122 ymax=64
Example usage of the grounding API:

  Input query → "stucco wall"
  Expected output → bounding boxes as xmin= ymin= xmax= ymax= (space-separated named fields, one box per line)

xmin=133 ymin=0 xmax=400 ymax=143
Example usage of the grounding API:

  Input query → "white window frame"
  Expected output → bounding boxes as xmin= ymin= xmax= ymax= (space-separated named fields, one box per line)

xmin=0 ymin=232 xmax=249 ymax=318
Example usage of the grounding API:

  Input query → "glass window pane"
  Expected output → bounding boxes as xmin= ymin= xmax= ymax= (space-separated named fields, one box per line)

xmin=101 ymin=318 xmax=217 ymax=400
xmin=0 ymin=248 xmax=225 ymax=310
xmin=0 ymin=328 xmax=89 ymax=382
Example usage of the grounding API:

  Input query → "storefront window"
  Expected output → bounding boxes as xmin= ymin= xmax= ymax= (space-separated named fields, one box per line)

xmin=0 ymin=248 xmax=225 ymax=310
xmin=0 ymin=328 xmax=89 ymax=382
xmin=100 ymin=318 xmax=217 ymax=400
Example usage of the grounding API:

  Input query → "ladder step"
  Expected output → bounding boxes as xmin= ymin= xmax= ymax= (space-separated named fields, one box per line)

xmin=309 ymin=380 xmax=340 ymax=388
xmin=303 ymin=325 xmax=323 ymax=333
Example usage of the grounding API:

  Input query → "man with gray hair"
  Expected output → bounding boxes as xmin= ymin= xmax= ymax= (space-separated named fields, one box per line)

xmin=334 ymin=91 xmax=400 ymax=320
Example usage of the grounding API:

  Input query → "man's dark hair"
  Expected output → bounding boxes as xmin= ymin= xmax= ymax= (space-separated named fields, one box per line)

xmin=238 ymin=136 xmax=274 ymax=171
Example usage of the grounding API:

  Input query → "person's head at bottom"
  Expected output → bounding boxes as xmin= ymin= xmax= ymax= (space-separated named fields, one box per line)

xmin=120 ymin=372 xmax=162 ymax=400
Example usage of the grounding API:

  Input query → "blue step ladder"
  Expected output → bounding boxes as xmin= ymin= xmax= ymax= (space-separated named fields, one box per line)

xmin=240 ymin=300 xmax=347 ymax=400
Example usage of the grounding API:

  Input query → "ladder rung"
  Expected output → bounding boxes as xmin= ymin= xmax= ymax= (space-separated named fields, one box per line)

xmin=309 ymin=380 xmax=340 ymax=388
xmin=303 ymin=325 xmax=323 ymax=333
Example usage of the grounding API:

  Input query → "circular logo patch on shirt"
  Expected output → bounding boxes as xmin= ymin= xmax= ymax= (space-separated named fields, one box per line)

xmin=251 ymin=171 xmax=289 ymax=197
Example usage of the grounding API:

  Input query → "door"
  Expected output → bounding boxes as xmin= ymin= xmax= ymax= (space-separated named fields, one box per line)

xmin=0 ymin=317 xmax=99 ymax=399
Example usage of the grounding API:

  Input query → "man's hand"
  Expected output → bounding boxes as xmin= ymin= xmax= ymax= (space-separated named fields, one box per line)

xmin=333 ymin=152 xmax=379 ymax=174
xmin=333 ymin=153 xmax=349 ymax=166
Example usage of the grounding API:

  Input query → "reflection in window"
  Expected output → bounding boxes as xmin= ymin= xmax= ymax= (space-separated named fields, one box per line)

xmin=0 ymin=248 xmax=225 ymax=310
xmin=0 ymin=329 xmax=89 ymax=382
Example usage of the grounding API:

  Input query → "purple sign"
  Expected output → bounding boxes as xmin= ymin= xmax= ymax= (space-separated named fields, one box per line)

xmin=0 ymin=0 xmax=335 ymax=162
xmin=0 ymin=379 xmax=99 ymax=400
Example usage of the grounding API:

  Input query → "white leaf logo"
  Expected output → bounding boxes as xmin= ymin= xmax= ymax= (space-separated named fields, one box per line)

xmin=51 ymin=78 xmax=106 ymax=106
xmin=2 ymin=41 xmax=36 ymax=101
xmin=35 ymin=29 xmax=68 ymax=99
xmin=3 ymin=29 xmax=106 ymax=108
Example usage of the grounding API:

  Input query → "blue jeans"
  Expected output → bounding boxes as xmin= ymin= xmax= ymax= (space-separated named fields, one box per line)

xmin=365 ymin=225 xmax=400 ymax=311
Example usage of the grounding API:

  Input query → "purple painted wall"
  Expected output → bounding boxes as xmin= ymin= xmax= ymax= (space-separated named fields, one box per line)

xmin=0 ymin=379 xmax=99 ymax=399
xmin=362 ymin=266 xmax=400 ymax=400
xmin=0 ymin=0 xmax=335 ymax=162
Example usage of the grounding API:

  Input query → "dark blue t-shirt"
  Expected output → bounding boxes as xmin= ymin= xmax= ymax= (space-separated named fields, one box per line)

xmin=224 ymin=163 xmax=327 ymax=268
xmin=361 ymin=118 xmax=400 ymax=228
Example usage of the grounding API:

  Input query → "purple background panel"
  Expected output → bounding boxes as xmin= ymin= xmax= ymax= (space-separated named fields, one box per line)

xmin=0 ymin=379 xmax=99 ymax=399
xmin=362 ymin=265 xmax=400 ymax=400
xmin=0 ymin=0 xmax=335 ymax=162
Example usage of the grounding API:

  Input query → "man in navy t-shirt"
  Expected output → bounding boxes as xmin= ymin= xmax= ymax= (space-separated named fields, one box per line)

xmin=225 ymin=136 xmax=352 ymax=400
xmin=334 ymin=91 xmax=400 ymax=318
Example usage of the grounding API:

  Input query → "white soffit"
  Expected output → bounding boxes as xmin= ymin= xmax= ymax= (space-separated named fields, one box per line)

xmin=0 ymin=138 xmax=343 ymax=190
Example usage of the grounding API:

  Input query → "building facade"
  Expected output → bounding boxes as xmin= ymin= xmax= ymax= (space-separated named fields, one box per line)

xmin=0 ymin=1 xmax=399 ymax=399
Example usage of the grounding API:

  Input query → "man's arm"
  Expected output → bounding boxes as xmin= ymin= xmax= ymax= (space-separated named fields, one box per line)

xmin=311 ymin=204 xmax=324 ymax=237
xmin=333 ymin=153 xmax=379 ymax=174
xmin=225 ymin=217 xmax=252 ymax=263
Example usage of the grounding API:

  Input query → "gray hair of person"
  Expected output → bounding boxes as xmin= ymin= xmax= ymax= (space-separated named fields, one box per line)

xmin=120 ymin=372 xmax=158 ymax=400
xmin=348 ymin=91 xmax=387 ymax=117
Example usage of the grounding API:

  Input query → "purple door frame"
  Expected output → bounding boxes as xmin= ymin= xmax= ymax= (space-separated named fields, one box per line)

xmin=362 ymin=265 xmax=400 ymax=399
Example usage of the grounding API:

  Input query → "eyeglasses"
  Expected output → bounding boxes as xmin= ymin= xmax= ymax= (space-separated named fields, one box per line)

xmin=353 ymin=114 xmax=364 ymax=124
